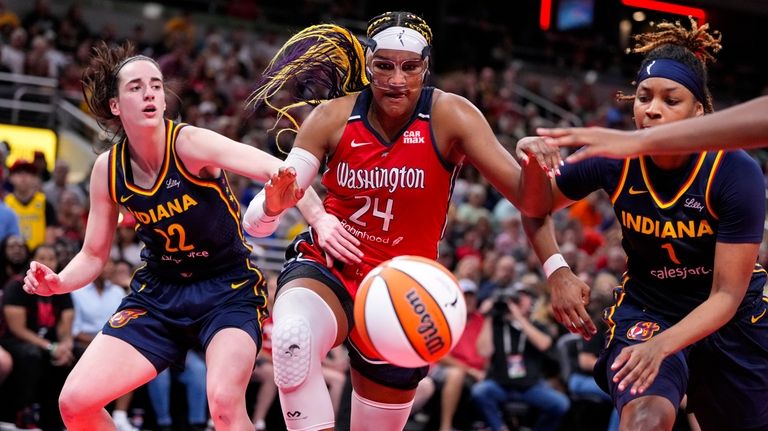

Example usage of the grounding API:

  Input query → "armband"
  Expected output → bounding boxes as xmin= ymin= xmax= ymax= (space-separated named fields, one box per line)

xmin=543 ymin=253 xmax=570 ymax=279
xmin=284 ymin=147 xmax=321 ymax=192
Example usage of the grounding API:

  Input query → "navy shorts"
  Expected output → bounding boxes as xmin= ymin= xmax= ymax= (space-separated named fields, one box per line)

xmin=594 ymin=291 xmax=688 ymax=415
xmin=102 ymin=263 xmax=267 ymax=372
xmin=687 ymin=293 xmax=768 ymax=430
xmin=596 ymin=286 xmax=768 ymax=430
xmin=279 ymin=253 xmax=429 ymax=390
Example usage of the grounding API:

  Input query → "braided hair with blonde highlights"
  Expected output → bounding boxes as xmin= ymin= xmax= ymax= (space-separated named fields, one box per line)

xmin=248 ymin=12 xmax=434 ymax=151
xmin=247 ymin=24 xmax=370 ymax=149
xmin=366 ymin=11 xmax=433 ymax=45
xmin=617 ymin=17 xmax=722 ymax=113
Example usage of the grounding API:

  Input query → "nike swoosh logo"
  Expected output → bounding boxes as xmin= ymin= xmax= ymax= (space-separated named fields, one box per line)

xmin=231 ymin=280 xmax=249 ymax=289
xmin=751 ymin=308 xmax=766 ymax=324
xmin=350 ymin=140 xmax=372 ymax=148
xmin=628 ymin=187 xmax=648 ymax=195
xmin=120 ymin=194 xmax=135 ymax=203
xmin=139 ymin=283 xmax=146 ymax=292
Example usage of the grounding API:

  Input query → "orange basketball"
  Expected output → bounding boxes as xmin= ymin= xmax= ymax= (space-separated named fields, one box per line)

xmin=354 ymin=256 xmax=467 ymax=367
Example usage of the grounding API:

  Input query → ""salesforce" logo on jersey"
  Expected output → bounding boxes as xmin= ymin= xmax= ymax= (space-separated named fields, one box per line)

xmin=650 ymin=265 xmax=712 ymax=280
xmin=336 ymin=162 xmax=425 ymax=192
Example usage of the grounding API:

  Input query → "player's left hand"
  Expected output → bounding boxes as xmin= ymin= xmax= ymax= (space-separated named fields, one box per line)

xmin=515 ymin=136 xmax=562 ymax=177
xmin=548 ymin=268 xmax=596 ymax=339
xmin=264 ymin=167 xmax=304 ymax=216
xmin=611 ymin=338 xmax=667 ymax=395
xmin=311 ymin=213 xmax=363 ymax=266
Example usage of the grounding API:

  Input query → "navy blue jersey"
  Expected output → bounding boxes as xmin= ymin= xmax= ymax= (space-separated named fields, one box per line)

xmin=108 ymin=120 xmax=251 ymax=280
xmin=557 ymin=150 xmax=766 ymax=320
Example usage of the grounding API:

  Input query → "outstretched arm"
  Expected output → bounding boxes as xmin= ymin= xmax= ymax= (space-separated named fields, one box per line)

xmin=522 ymin=214 xmax=596 ymax=339
xmin=24 ymin=154 xmax=118 ymax=296
xmin=538 ymin=95 xmax=768 ymax=163
xmin=177 ymin=123 xmax=362 ymax=264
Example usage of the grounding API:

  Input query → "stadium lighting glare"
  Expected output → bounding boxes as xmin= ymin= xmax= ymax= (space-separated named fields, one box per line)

xmin=621 ymin=0 xmax=706 ymax=24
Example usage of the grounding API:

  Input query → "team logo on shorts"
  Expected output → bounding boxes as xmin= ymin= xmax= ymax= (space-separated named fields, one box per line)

xmin=627 ymin=321 xmax=660 ymax=341
xmin=109 ymin=308 xmax=147 ymax=328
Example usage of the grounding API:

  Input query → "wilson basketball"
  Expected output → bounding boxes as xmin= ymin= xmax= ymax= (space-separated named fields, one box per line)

xmin=353 ymin=256 xmax=467 ymax=367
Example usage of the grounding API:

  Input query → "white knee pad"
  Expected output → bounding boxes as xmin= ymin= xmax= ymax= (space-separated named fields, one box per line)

xmin=272 ymin=287 xmax=338 ymax=430
xmin=350 ymin=391 xmax=414 ymax=431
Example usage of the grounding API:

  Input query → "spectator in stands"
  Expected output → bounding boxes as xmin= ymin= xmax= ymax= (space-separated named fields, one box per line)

xmin=0 ymin=234 xmax=29 ymax=290
xmin=0 ymin=198 xmax=20 ymax=244
xmin=457 ymin=183 xmax=493 ymax=227
xmin=429 ymin=278 xmax=488 ymax=431
xmin=4 ymin=160 xmax=57 ymax=251
xmin=478 ymin=255 xmax=518 ymax=302
xmin=25 ymin=35 xmax=56 ymax=78
xmin=54 ymin=188 xmax=86 ymax=245
xmin=109 ymin=212 xmax=142 ymax=268
xmin=57 ymin=3 xmax=90 ymax=53
xmin=471 ymin=283 xmax=569 ymax=431
xmin=0 ymin=26 xmax=25 ymax=74
xmin=147 ymin=350 xmax=208 ymax=431
xmin=21 ymin=0 xmax=59 ymax=38
xmin=1 ymin=244 xmax=73 ymax=430
xmin=0 ymin=0 xmax=19 ymax=38
xmin=43 ymin=160 xmax=86 ymax=212
xmin=71 ymin=260 xmax=136 ymax=431
xmin=33 ymin=151 xmax=51 ymax=183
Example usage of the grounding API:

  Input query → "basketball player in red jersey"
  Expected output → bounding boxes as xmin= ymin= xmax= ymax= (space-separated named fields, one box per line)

xmin=243 ymin=11 xmax=550 ymax=431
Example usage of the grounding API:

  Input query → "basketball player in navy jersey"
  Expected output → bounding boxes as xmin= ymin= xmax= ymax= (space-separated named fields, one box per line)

xmin=243 ymin=11 xmax=551 ymax=431
xmin=536 ymin=94 xmax=768 ymax=161
xmin=521 ymin=19 xmax=768 ymax=431
xmin=21 ymin=42 xmax=360 ymax=431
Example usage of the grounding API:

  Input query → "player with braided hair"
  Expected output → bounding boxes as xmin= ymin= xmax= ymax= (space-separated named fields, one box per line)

xmin=520 ymin=18 xmax=768 ymax=430
xmin=244 ymin=10 xmax=551 ymax=431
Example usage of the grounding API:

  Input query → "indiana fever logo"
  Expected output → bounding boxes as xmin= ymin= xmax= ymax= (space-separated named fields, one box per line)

xmin=627 ymin=321 xmax=661 ymax=341
xmin=109 ymin=308 xmax=147 ymax=328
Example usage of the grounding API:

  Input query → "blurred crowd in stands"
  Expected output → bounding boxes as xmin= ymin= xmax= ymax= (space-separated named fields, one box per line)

xmin=0 ymin=1 xmax=766 ymax=430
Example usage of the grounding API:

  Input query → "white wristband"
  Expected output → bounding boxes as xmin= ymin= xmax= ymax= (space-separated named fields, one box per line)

xmin=242 ymin=189 xmax=281 ymax=237
xmin=543 ymin=253 xmax=569 ymax=279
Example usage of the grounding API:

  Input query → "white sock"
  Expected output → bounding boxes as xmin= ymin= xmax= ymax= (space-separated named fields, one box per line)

xmin=350 ymin=391 xmax=414 ymax=431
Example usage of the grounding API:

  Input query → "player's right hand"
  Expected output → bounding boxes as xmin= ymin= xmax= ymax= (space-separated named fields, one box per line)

xmin=264 ymin=166 xmax=304 ymax=216
xmin=548 ymin=268 xmax=597 ymax=339
xmin=537 ymin=126 xmax=644 ymax=163
xmin=312 ymin=213 xmax=363 ymax=267
xmin=23 ymin=261 xmax=62 ymax=297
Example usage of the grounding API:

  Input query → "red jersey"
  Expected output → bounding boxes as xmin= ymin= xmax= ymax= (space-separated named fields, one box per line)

xmin=320 ymin=88 xmax=458 ymax=281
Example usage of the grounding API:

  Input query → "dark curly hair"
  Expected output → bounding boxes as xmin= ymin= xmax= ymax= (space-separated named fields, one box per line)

xmin=618 ymin=17 xmax=722 ymax=113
